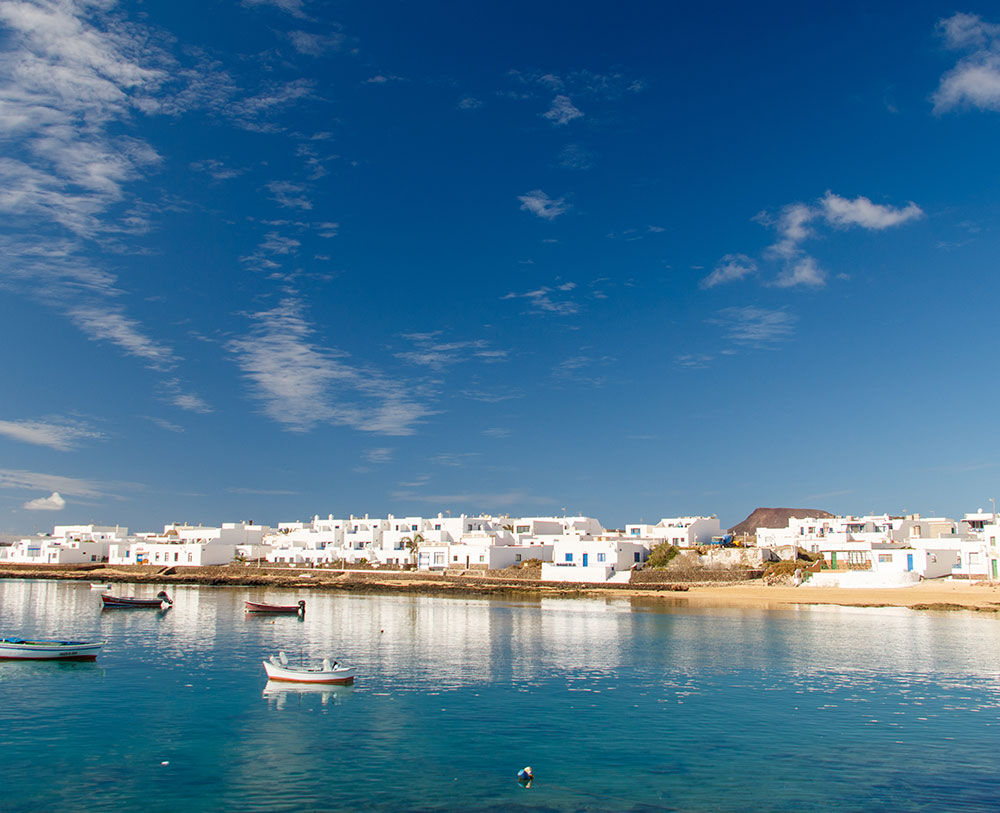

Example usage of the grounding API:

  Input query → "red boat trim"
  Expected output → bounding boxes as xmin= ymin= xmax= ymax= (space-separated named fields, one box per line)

xmin=0 ymin=654 xmax=99 ymax=661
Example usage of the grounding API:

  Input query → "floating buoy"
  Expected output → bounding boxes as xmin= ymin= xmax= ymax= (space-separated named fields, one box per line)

xmin=517 ymin=766 xmax=533 ymax=781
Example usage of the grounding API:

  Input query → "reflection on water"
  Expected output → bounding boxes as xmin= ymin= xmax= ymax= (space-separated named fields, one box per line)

xmin=262 ymin=680 xmax=353 ymax=710
xmin=2 ymin=578 xmax=1000 ymax=811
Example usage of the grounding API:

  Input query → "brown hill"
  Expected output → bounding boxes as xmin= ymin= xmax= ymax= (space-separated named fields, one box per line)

xmin=729 ymin=507 xmax=834 ymax=536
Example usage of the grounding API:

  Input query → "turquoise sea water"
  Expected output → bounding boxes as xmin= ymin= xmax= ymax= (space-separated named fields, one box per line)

xmin=1 ymin=579 xmax=999 ymax=812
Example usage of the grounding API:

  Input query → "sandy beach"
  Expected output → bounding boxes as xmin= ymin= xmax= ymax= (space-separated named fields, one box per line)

xmin=674 ymin=579 xmax=1000 ymax=611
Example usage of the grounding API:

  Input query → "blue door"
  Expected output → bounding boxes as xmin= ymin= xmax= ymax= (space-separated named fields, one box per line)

xmin=906 ymin=554 xmax=914 ymax=572
xmin=582 ymin=553 xmax=589 ymax=567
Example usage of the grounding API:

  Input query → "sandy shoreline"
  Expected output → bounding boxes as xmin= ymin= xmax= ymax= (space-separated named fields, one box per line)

xmin=2 ymin=564 xmax=999 ymax=612
xmin=673 ymin=580 xmax=1000 ymax=611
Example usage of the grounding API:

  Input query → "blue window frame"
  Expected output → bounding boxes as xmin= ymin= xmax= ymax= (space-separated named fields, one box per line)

xmin=565 ymin=553 xmax=573 ymax=562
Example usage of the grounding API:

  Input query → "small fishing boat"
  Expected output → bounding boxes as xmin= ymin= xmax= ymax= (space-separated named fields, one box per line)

xmin=101 ymin=591 xmax=172 ymax=609
xmin=262 ymin=651 xmax=354 ymax=684
xmin=245 ymin=599 xmax=305 ymax=615
xmin=90 ymin=583 xmax=112 ymax=591
xmin=0 ymin=637 xmax=106 ymax=661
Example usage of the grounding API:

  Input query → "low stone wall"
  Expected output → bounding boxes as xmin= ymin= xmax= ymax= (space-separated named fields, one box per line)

xmin=0 ymin=563 xmax=689 ymax=595
xmin=632 ymin=566 xmax=763 ymax=584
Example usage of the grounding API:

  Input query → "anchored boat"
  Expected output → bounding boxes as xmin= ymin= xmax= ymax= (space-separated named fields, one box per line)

xmin=0 ymin=638 xmax=106 ymax=661
xmin=101 ymin=591 xmax=173 ymax=609
xmin=245 ymin=599 xmax=305 ymax=615
xmin=262 ymin=651 xmax=354 ymax=684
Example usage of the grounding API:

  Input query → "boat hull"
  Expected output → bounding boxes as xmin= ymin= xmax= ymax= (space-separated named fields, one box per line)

xmin=0 ymin=639 xmax=106 ymax=661
xmin=245 ymin=600 xmax=304 ymax=614
xmin=101 ymin=594 xmax=170 ymax=609
xmin=262 ymin=660 xmax=354 ymax=684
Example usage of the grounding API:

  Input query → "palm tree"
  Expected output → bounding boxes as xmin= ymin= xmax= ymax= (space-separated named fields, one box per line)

xmin=404 ymin=533 xmax=424 ymax=568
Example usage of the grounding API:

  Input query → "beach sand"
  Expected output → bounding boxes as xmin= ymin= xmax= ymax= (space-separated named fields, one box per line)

xmin=670 ymin=579 xmax=1000 ymax=611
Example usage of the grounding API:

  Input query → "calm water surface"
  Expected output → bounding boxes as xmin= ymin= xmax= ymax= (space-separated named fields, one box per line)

xmin=1 ymin=579 xmax=998 ymax=811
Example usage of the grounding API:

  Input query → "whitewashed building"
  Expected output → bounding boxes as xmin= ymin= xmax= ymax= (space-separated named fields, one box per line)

xmin=541 ymin=537 xmax=649 ymax=583
xmin=625 ymin=516 xmax=721 ymax=547
xmin=108 ymin=521 xmax=269 ymax=567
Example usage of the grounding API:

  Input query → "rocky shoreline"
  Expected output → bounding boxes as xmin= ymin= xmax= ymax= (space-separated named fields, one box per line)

xmin=0 ymin=562 xmax=692 ymax=599
xmin=4 ymin=563 xmax=1000 ymax=612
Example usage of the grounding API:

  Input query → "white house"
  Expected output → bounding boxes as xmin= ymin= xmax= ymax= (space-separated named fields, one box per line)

xmin=541 ymin=537 xmax=649 ymax=583
xmin=625 ymin=516 xmax=721 ymax=547
xmin=3 ymin=537 xmax=110 ymax=564
xmin=108 ymin=521 xmax=269 ymax=567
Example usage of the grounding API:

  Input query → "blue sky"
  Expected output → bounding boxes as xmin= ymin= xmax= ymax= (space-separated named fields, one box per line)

xmin=2 ymin=0 xmax=1000 ymax=532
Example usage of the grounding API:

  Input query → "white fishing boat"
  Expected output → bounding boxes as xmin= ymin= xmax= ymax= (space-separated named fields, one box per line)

xmin=90 ymin=583 xmax=112 ymax=591
xmin=0 ymin=637 xmax=106 ymax=661
xmin=262 ymin=651 xmax=354 ymax=684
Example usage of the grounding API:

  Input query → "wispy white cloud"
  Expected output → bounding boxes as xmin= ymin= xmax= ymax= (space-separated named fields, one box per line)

xmin=700 ymin=253 xmax=757 ymax=288
xmin=23 ymin=491 xmax=66 ymax=511
xmin=460 ymin=387 xmax=525 ymax=403
xmin=503 ymin=282 xmax=579 ymax=315
xmin=606 ymin=225 xmax=666 ymax=242
xmin=0 ymin=467 xmax=111 ymax=499
xmin=557 ymin=143 xmax=594 ymax=169
xmin=159 ymin=378 xmax=213 ymax=413
xmin=747 ymin=192 xmax=924 ymax=288
xmin=430 ymin=452 xmax=480 ymax=467
xmin=933 ymin=12 xmax=1000 ymax=112
xmin=457 ymin=96 xmax=482 ymax=110
xmin=226 ymin=486 xmax=297 ymax=495
xmin=709 ymin=307 xmax=797 ymax=348
xmin=675 ymin=353 xmax=715 ymax=369
xmin=226 ymin=79 xmax=314 ymax=131
xmin=0 ymin=417 xmax=103 ymax=451
xmin=518 ymin=189 xmax=569 ymax=220
xmin=144 ymin=416 xmax=184 ymax=433
xmin=771 ymin=255 xmax=826 ymax=288
xmin=552 ymin=353 xmax=615 ymax=386
xmin=228 ymin=298 xmax=432 ymax=435
xmin=267 ymin=181 xmax=313 ymax=210
xmin=364 ymin=74 xmax=407 ymax=84
xmin=820 ymin=192 xmax=923 ymax=230
xmin=189 ymin=158 xmax=245 ymax=181
xmin=0 ymin=0 xmax=191 ymax=372
xmin=362 ymin=448 xmax=394 ymax=464
xmin=296 ymin=143 xmax=337 ymax=180
xmin=68 ymin=305 xmax=177 ymax=368
xmin=241 ymin=0 xmax=307 ymax=20
xmin=395 ymin=332 xmax=509 ymax=370
xmin=509 ymin=68 xmax=644 ymax=101
xmin=542 ymin=94 xmax=583 ymax=124
xmin=288 ymin=29 xmax=345 ymax=56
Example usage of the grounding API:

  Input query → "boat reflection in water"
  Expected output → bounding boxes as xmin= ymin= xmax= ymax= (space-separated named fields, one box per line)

xmin=262 ymin=680 xmax=353 ymax=710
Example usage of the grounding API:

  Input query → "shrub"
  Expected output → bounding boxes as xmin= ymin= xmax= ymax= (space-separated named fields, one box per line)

xmin=646 ymin=543 xmax=682 ymax=568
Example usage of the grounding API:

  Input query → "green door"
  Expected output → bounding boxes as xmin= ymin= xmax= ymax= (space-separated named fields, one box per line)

xmin=993 ymin=559 xmax=998 ymax=580
xmin=831 ymin=552 xmax=837 ymax=568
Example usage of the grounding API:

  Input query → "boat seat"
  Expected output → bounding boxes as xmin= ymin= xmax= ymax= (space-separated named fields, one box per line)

xmin=278 ymin=651 xmax=289 ymax=666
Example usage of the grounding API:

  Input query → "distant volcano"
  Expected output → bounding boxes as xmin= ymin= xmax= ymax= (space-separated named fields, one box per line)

xmin=729 ymin=507 xmax=835 ymax=536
